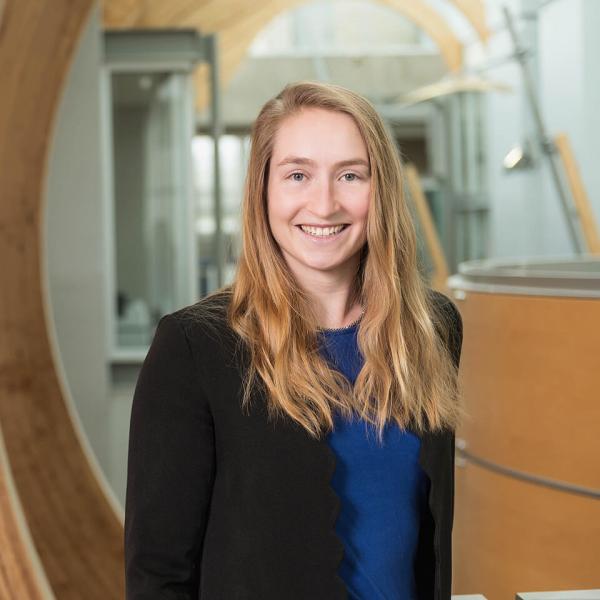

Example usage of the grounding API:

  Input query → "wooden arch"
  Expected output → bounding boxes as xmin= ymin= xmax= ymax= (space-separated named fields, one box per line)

xmin=103 ymin=0 xmax=489 ymax=111
xmin=0 ymin=1 xmax=124 ymax=597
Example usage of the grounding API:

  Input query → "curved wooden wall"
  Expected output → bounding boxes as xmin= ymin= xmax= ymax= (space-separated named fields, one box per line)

xmin=0 ymin=1 xmax=124 ymax=598
xmin=0 ymin=430 xmax=53 ymax=598
xmin=452 ymin=291 xmax=600 ymax=600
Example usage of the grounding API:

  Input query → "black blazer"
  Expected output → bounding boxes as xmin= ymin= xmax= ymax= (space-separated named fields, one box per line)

xmin=124 ymin=289 xmax=463 ymax=600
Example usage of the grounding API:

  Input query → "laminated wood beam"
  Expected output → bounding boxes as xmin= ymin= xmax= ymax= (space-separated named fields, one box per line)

xmin=103 ymin=0 xmax=471 ymax=113
xmin=0 ymin=1 xmax=124 ymax=597
xmin=448 ymin=0 xmax=489 ymax=43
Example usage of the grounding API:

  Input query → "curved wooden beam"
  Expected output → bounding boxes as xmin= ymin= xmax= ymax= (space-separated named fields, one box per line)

xmin=102 ymin=0 xmax=142 ymax=26
xmin=0 ymin=1 xmax=124 ymax=597
xmin=194 ymin=0 xmax=285 ymax=112
xmin=376 ymin=0 xmax=462 ymax=71
xmin=448 ymin=0 xmax=489 ymax=43
xmin=0 ymin=431 xmax=53 ymax=599
xmin=104 ymin=0 xmax=467 ymax=114
xmin=187 ymin=0 xmax=464 ymax=112
xmin=102 ymin=0 xmax=485 ymax=50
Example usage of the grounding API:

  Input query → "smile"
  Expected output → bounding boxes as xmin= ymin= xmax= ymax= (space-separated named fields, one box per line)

xmin=295 ymin=224 xmax=350 ymax=241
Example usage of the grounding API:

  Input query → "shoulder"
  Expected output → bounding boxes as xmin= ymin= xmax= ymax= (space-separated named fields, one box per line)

xmin=161 ymin=286 xmax=242 ymax=363
xmin=427 ymin=288 xmax=462 ymax=326
xmin=168 ymin=287 xmax=233 ymax=336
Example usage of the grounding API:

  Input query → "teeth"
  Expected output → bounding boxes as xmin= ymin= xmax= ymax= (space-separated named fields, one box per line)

xmin=299 ymin=224 xmax=345 ymax=236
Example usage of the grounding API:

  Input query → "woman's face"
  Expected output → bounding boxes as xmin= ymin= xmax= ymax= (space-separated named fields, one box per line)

xmin=267 ymin=107 xmax=371 ymax=287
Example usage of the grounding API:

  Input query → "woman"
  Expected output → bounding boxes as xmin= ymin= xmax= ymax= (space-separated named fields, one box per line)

xmin=124 ymin=81 xmax=463 ymax=600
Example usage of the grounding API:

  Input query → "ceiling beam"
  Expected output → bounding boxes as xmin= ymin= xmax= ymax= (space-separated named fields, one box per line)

xmin=448 ymin=0 xmax=490 ymax=43
xmin=103 ymin=0 xmax=466 ymax=73
xmin=103 ymin=0 xmax=476 ymax=111
xmin=375 ymin=0 xmax=462 ymax=71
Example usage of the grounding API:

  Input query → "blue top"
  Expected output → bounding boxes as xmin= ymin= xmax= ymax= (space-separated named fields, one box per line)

xmin=317 ymin=320 xmax=429 ymax=600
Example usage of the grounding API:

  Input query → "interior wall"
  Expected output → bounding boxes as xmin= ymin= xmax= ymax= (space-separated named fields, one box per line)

xmin=469 ymin=0 xmax=600 ymax=259
xmin=44 ymin=3 xmax=111 ymax=475
xmin=539 ymin=0 xmax=600 ymax=254
xmin=581 ymin=0 xmax=600 ymax=229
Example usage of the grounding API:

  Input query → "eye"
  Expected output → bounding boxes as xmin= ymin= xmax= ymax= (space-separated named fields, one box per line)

xmin=342 ymin=172 xmax=360 ymax=182
xmin=289 ymin=172 xmax=305 ymax=182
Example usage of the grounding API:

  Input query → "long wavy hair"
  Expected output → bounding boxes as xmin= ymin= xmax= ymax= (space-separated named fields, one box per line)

xmin=207 ymin=80 xmax=462 ymax=443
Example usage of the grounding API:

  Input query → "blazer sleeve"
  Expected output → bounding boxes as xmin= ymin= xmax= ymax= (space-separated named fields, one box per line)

xmin=124 ymin=313 xmax=216 ymax=599
xmin=415 ymin=291 xmax=463 ymax=600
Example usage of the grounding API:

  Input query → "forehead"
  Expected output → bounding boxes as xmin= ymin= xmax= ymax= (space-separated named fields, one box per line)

xmin=271 ymin=108 xmax=368 ymax=161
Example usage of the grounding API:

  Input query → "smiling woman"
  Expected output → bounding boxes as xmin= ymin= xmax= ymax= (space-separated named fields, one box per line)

xmin=266 ymin=107 xmax=371 ymax=328
xmin=125 ymin=80 xmax=463 ymax=600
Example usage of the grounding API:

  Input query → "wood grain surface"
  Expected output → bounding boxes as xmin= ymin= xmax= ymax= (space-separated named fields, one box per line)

xmin=0 ymin=1 xmax=124 ymax=597
xmin=453 ymin=291 xmax=600 ymax=600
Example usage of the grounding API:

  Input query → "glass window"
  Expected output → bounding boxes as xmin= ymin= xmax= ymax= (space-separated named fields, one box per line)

xmin=110 ymin=71 xmax=195 ymax=351
xmin=192 ymin=133 xmax=250 ymax=297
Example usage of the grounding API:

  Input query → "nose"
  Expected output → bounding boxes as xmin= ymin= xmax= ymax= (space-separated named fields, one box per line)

xmin=307 ymin=178 xmax=338 ymax=218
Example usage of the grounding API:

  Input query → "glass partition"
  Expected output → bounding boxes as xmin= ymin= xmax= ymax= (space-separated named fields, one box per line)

xmin=102 ymin=30 xmax=213 ymax=360
xmin=110 ymin=71 xmax=193 ymax=350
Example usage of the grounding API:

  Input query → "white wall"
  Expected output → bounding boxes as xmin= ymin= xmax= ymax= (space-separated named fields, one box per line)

xmin=581 ymin=0 xmax=600 ymax=229
xmin=469 ymin=0 xmax=599 ymax=259
xmin=538 ymin=0 xmax=600 ymax=255
xmin=44 ymin=5 xmax=111 ymax=474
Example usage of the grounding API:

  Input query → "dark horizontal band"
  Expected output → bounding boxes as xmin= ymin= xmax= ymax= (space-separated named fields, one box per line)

xmin=456 ymin=442 xmax=600 ymax=501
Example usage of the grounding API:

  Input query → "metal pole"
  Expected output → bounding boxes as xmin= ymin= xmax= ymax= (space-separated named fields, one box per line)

xmin=207 ymin=33 xmax=225 ymax=287
xmin=502 ymin=5 xmax=584 ymax=253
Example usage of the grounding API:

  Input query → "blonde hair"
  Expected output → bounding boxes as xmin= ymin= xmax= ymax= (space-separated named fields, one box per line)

xmin=209 ymin=81 xmax=462 ymax=443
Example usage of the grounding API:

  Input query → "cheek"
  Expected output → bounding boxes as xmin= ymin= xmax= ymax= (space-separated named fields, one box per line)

xmin=352 ymin=188 xmax=370 ymax=221
xmin=267 ymin=181 xmax=297 ymax=223
xmin=266 ymin=180 xmax=281 ymax=224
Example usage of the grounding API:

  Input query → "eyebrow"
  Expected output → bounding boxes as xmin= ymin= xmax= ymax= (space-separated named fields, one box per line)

xmin=276 ymin=156 xmax=370 ymax=170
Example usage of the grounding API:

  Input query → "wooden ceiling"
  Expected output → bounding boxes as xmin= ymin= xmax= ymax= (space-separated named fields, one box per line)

xmin=102 ymin=0 xmax=489 ymax=111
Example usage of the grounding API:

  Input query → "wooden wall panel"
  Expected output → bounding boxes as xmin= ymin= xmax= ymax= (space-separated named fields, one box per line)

xmin=0 ymin=1 xmax=124 ymax=598
xmin=454 ymin=465 xmax=600 ymax=600
xmin=457 ymin=292 xmax=600 ymax=489
xmin=453 ymin=291 xmax=600 ymax=600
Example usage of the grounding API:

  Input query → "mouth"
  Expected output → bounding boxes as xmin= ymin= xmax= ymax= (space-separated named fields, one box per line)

xmin=295 ymin=223 xmax=350 ymax=240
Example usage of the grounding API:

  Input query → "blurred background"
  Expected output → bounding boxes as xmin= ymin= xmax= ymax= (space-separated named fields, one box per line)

xmin=0 ymin=0 xmax=598 ymax=598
